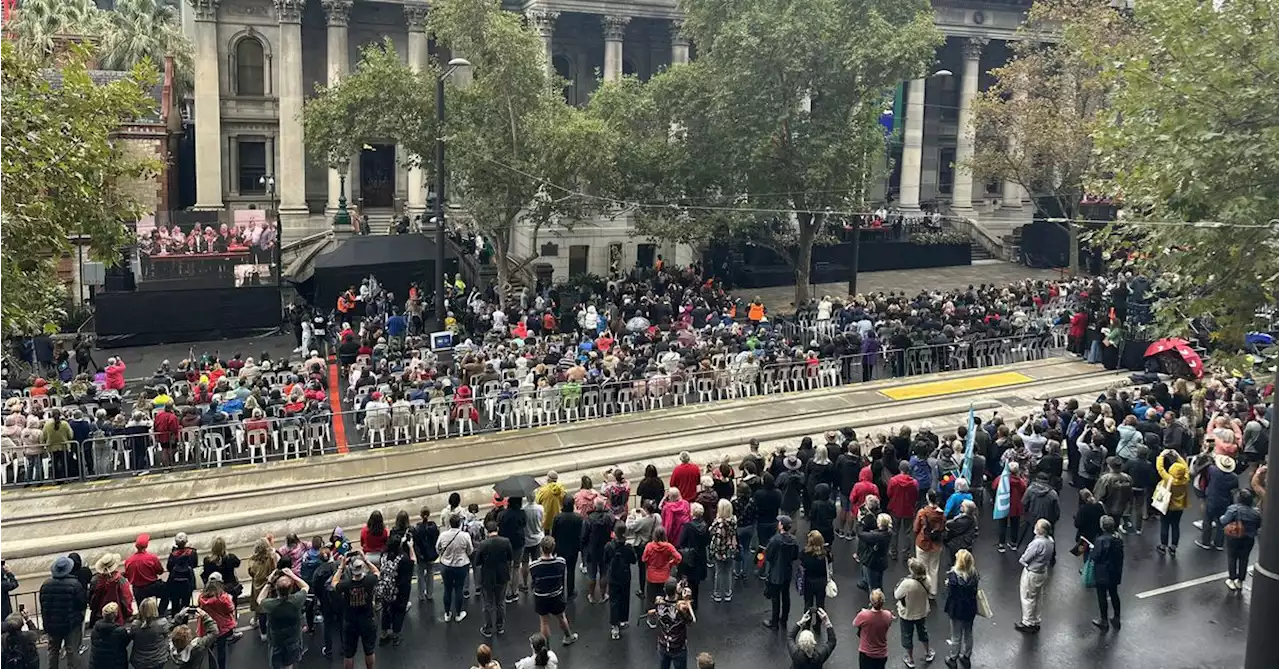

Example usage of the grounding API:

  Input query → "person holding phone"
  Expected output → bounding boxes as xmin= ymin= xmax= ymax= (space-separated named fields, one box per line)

xmin=331 ymin=553 xmax=380 ymax=669
xmin=787 ymin=608 xmax=837 ymax=668
xmin=258 ymin=566 xmax=309 ymax=669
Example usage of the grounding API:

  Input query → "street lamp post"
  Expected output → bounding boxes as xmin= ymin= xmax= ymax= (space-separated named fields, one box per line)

xmin=433 ymin=57 xmax=471 ymax=327
xmin=259 ymin=174 xmax=278 ymax=222
xmin=332 ymin=158 xmax=351 ymax=231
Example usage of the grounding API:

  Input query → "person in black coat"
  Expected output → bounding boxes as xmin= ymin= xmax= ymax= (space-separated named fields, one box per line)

xmin=1074 ymin=489 xmax=1107 ymax=560
xmin=2 ymin=613 xmax=39 ymax=669
xmin=88 ymin=603 xmax=132 ymax=669
xmin=550 ymin=497 xmax=584 ymax=600
xmin=677 ymin=505 xmax=711 ymax=612
xmin=786 ymin=608 xmax=837 ymax=669
xmin=808 ymin=484 xmax=838 ymax=546
xmin=856 ymin=514 xmax=891 ymax=593
xmin=39 ymin=556 xmax=88 ymax=669
xmin=752 ymin=473 xmax=784 ymax=563
xmin=1089 ymin=516 xmax=1125 ymax=630
xmin=601 ymin=523 xmax=636 ymax=640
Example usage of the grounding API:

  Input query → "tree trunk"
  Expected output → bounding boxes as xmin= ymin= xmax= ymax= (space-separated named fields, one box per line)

xmin=1068 ymin=222 xmax=1080 ymax=275
xmin=793 ymin=218 xmax=815 ymax=307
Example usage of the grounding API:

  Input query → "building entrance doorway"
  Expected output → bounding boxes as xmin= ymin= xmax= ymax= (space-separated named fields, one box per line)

xmin=359 ymin=144 xmax=395 ymax=208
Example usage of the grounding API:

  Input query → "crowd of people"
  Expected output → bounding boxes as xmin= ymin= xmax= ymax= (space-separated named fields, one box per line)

xmin=0 ymin=261 xmax=1182 ymax=490
xmin=4 ymin=367 xmax=1268 ymax=669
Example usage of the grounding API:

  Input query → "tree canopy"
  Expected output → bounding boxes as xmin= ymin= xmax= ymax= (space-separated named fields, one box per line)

xmin=1073 ymin=0 xmax=1278 ymax=358
xmin=966 ymin=0 xmax=1124 ymax=273
xmin=1 ymin=40 xmax=160 ymax=333
xmin=590 ymin=0 xmax=942 ymax=306
xmin=7 ymin=0 xmax=193 ymax=91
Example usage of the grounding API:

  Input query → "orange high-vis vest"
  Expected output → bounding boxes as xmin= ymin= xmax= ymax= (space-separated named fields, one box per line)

xmin=337 ymin=293 xmax=355 ymax=313
xmin=748 ymin=302 xmax=764 ymax=321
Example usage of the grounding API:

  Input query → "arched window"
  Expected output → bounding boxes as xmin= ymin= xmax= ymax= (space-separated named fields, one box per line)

xmin=235 ymin=37 xmax=265 ymax=96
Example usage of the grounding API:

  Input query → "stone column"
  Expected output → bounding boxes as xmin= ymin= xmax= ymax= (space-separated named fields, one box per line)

xmin=527 ymin=9 xmax=559 ymax=77
xmin=275 ymin=0 xmax=307 ymax=218
xmin=952 ymin=37 xmax=987 ymax=212
xmin=405 ymin=2 xmax=430 ymax=218
xmin=323 ymin=0 xmax=352 ymax=214
xmin=899 ymin=77 xmax=926 ymax=211
xmin=602 ymin=15 xmax=630 ymax=82
xmin=670 ymin=19 xmax=690 ymax=66
xmin=188 ymin=0 xmax=223 ymax=210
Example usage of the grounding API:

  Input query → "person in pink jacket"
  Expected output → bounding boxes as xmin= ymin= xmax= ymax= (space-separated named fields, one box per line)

xmin=104 ymin=357 xmax=127 ymax=391
xmin=661 ymin=487 xmax=692 ymax=545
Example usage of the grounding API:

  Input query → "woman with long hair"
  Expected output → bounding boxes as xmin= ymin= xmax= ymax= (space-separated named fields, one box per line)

xmin=197 ymin=577 xmax=237 ymax=669
xmin=469 ymin=644 xmax=500 ymax=669
xmin=799 ymin=530 xmax=830 ymax=611
xmin=362 ymin=510 xmax=390 ymax=567
xmin=943 ymin=549 xmax=980 ymax=668
xmin=636 ymin=464 xmax=665 ymax=509
xmin=246 ymin=539 xmax=276 ymax=640
xmin=201 ymin=537 xmax=242 ymax=599
xmin=731 ymin=481 xmax=757 ymax=580
xmin=514 ymin=633 xmax=558 ymax=669
xmin=129 ymin=597 xmax=170 ymax=669
xmin=708 ymin=498 xmax=739 ymax=602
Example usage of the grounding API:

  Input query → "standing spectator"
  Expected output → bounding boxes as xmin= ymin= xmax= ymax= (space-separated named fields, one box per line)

xmin=331 ymin=554 xmax=380 ymax=669
xmin=529 ymin=537 xmax=579 ymax=647
xmin=670 ymin=452 xmax=702 ymax=501
xmin=151 ymin=404 xmax=181 ymax=468
xmin=1220 ymin=489 xmax=1263 ymax=592
xmin=798 ymin=531 xmax=830 ymax=612
xmin=641 ymin=527 xmax=681 ymax=629
xmin=166 ymin=609 xmax=219 ymax=669
xmin=856 ymin=514 xmax=892 ymax=593
xmin=887 ymin=461 xmax=919 ymax=561
xmin=91 ymin=554 xmax=135 ymax=625
xmin=676 ymin=502 xmax=710 ymax=612
xmin=786 ymin=608 xmax=837 ymax=669
xmin=992 ymin=462 xmax=1027 ymax=553
xmin=165 ymin=533 xmax=198 ymax=616
xmin=474 ymin=520 xmax=514 ymax=639
xmin=942 ymin=500 xmax=978 ymax=575
xmin=375 ymin=541 xmax=413 ymax=645
xmin=436 ymin=514 xmax=475 ymax=623
xmin=708 ymin=499 xmax=739 ymax=602
xmin=196 ymin=575 xmax=237 ymax=669
xmin=637 ymin=465 xmax=666 ymax=510
xmin=551 ymin=495 xmax=585 ymax=601
xmin=582 ymin=498 xmax=614 ymax=603
xmin=942 ymin=549 xmax=980 ymax=668
xmin=1195 ymin=453 xmax=1239 ymax=551
xmin=912 ymin=490 xmax=946 ymax=598
xmin=852 ymin=589 xmax=895 ymax=669
xmin=650 ymin=579 xmax=695 ymax=669
xmin=535 ymin=472 xmax=567 ymax=533
xmin=1073 ymin=489 xmax=1106 ymax=563
xmin=602 ymin=522 xmax=636 ymax=640
xmin=1018 ymin=472 xmax=1061 ymax=551
xmin=361 ymin=511 xmax=390 ymax=567
xmin=661 ymin=488 xmax=692 ymax=552
xmin=498 ymin=497 xmax=527 ymax=603
xmin=122 ymin=535 xmax=163 ymax=611
xmin=258 ymin=568 xmax=310 ymax=669
xmin=1089 ymin=516 xmax=1125 ymax=631
xmin=1015 ymin=519 xmax=1055 ymax=633
xmin=1093 ymin=459 xmax=1134 ymax=535
xmin=129 ymin=598 xmax=170 ymax=669
xmin=761 ymin=515 xmax=800 ymax=630
xmin=1155 ymin=449 xmax=1191 ymax=557
xmin=246 ymin=539 xmax=276 ymax=641
xmin=894 ymin=558 xmax=935 ymax=668
xmin=88 ymin=602 xmax=131 ymax=669
xmin=752 ymin=473 xmax=784 ymax=576
xmin=1122 ymin=445 xmax=1158 ymax=534
xmin=40 ymin=556 xmax=88 ymax=669
xmin=411 ymin=507 xmax=439 ymax=602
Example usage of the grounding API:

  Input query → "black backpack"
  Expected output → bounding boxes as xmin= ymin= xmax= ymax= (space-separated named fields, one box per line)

xmin=1083 ymin=447 xmax=1105 ymax=477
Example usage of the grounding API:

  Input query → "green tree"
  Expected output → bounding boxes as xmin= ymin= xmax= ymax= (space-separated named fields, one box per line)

xmin=1 ymin=40 xmax=160 ymax=333
xmin=302 ymin=40 xmax=437 ymax=176
xmin=966 ymin=0 xmax=1125 ymax=274
xmin=7 ymin=0 xmax=193 ymax=91
xmin=429 ymin=0 xmax=614 ymax=298
xmin=1079 ymin=0 xmax=1278 ymax=356
xmin=592 ymin=0 xmax=941 ymax=306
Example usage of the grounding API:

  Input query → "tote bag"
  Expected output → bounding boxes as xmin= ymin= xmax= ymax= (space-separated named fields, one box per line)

xmin=976 ymin=588 xmax=993 ymax=618
xmin=825 ymin=561 xmax=838 ymax=599
xmin=1150 ymin=480 xmax=1172 ymax=515
xmin=1081 ymin=558 xmax=1096 ymax=588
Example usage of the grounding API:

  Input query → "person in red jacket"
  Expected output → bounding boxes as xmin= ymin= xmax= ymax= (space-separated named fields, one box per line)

xmin=993 ymin=461 xmax=1029 ymax=552
xmin=152 ymin=404 xmax=182 ymax=467
xmin=123 ymin=534 xmax=165 ymax=605
xmin=847 ymin=466 xmax=880 ymax=538
xmin=1068 ymin=310 xmax=1088 ymax=355
xmin=640 ymin=526 xmax=681 ymax=628
xmin=886 ymin=461 xmax=919 ymax=561
xmin=669 ymin=451 xmax=702 ymax=502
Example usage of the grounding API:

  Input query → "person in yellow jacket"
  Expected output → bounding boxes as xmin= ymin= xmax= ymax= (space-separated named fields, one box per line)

xmin=535 ymin=470 xmax=566 ymax=532
xmin=1155 ymin=449 xmax=1191 ymax=556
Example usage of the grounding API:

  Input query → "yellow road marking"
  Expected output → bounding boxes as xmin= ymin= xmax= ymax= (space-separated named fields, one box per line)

xmin=879 ymin=371 xmax=1035 ymax=401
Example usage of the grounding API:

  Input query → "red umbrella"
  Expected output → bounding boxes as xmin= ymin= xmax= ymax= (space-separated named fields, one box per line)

xmin=1143 ymin=338 xmax=1204 ymax=379
xmin=1144 ymin=338 xmax=1190 ymax=357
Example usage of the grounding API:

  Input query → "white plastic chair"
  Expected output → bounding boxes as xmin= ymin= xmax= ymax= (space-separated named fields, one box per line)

xmin=279 ymin=425 xmax=304 ymax=459
xmin=203 ymin=431 xmax=231 ymax=467
xmin=245 ymin=429 xmax=270 ymax=464
xmin=365 ymin=413 xmax=391 ymax=448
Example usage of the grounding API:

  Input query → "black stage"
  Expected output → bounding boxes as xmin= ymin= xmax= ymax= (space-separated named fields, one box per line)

xmin=95 ymin=286 xmax=283 ymax=348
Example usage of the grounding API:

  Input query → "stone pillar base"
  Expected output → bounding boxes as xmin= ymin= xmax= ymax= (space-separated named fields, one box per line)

xmin=279 ymin=209 xmax=326 ymax=244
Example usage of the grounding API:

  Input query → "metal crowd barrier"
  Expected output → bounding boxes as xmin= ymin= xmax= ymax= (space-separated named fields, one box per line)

xmin=0 ymin=332 xmax=1063 ymax=488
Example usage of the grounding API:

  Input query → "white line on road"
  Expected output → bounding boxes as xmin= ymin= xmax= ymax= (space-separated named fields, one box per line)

xmin=1135 ymin=571 xmax=1228 ymax=599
